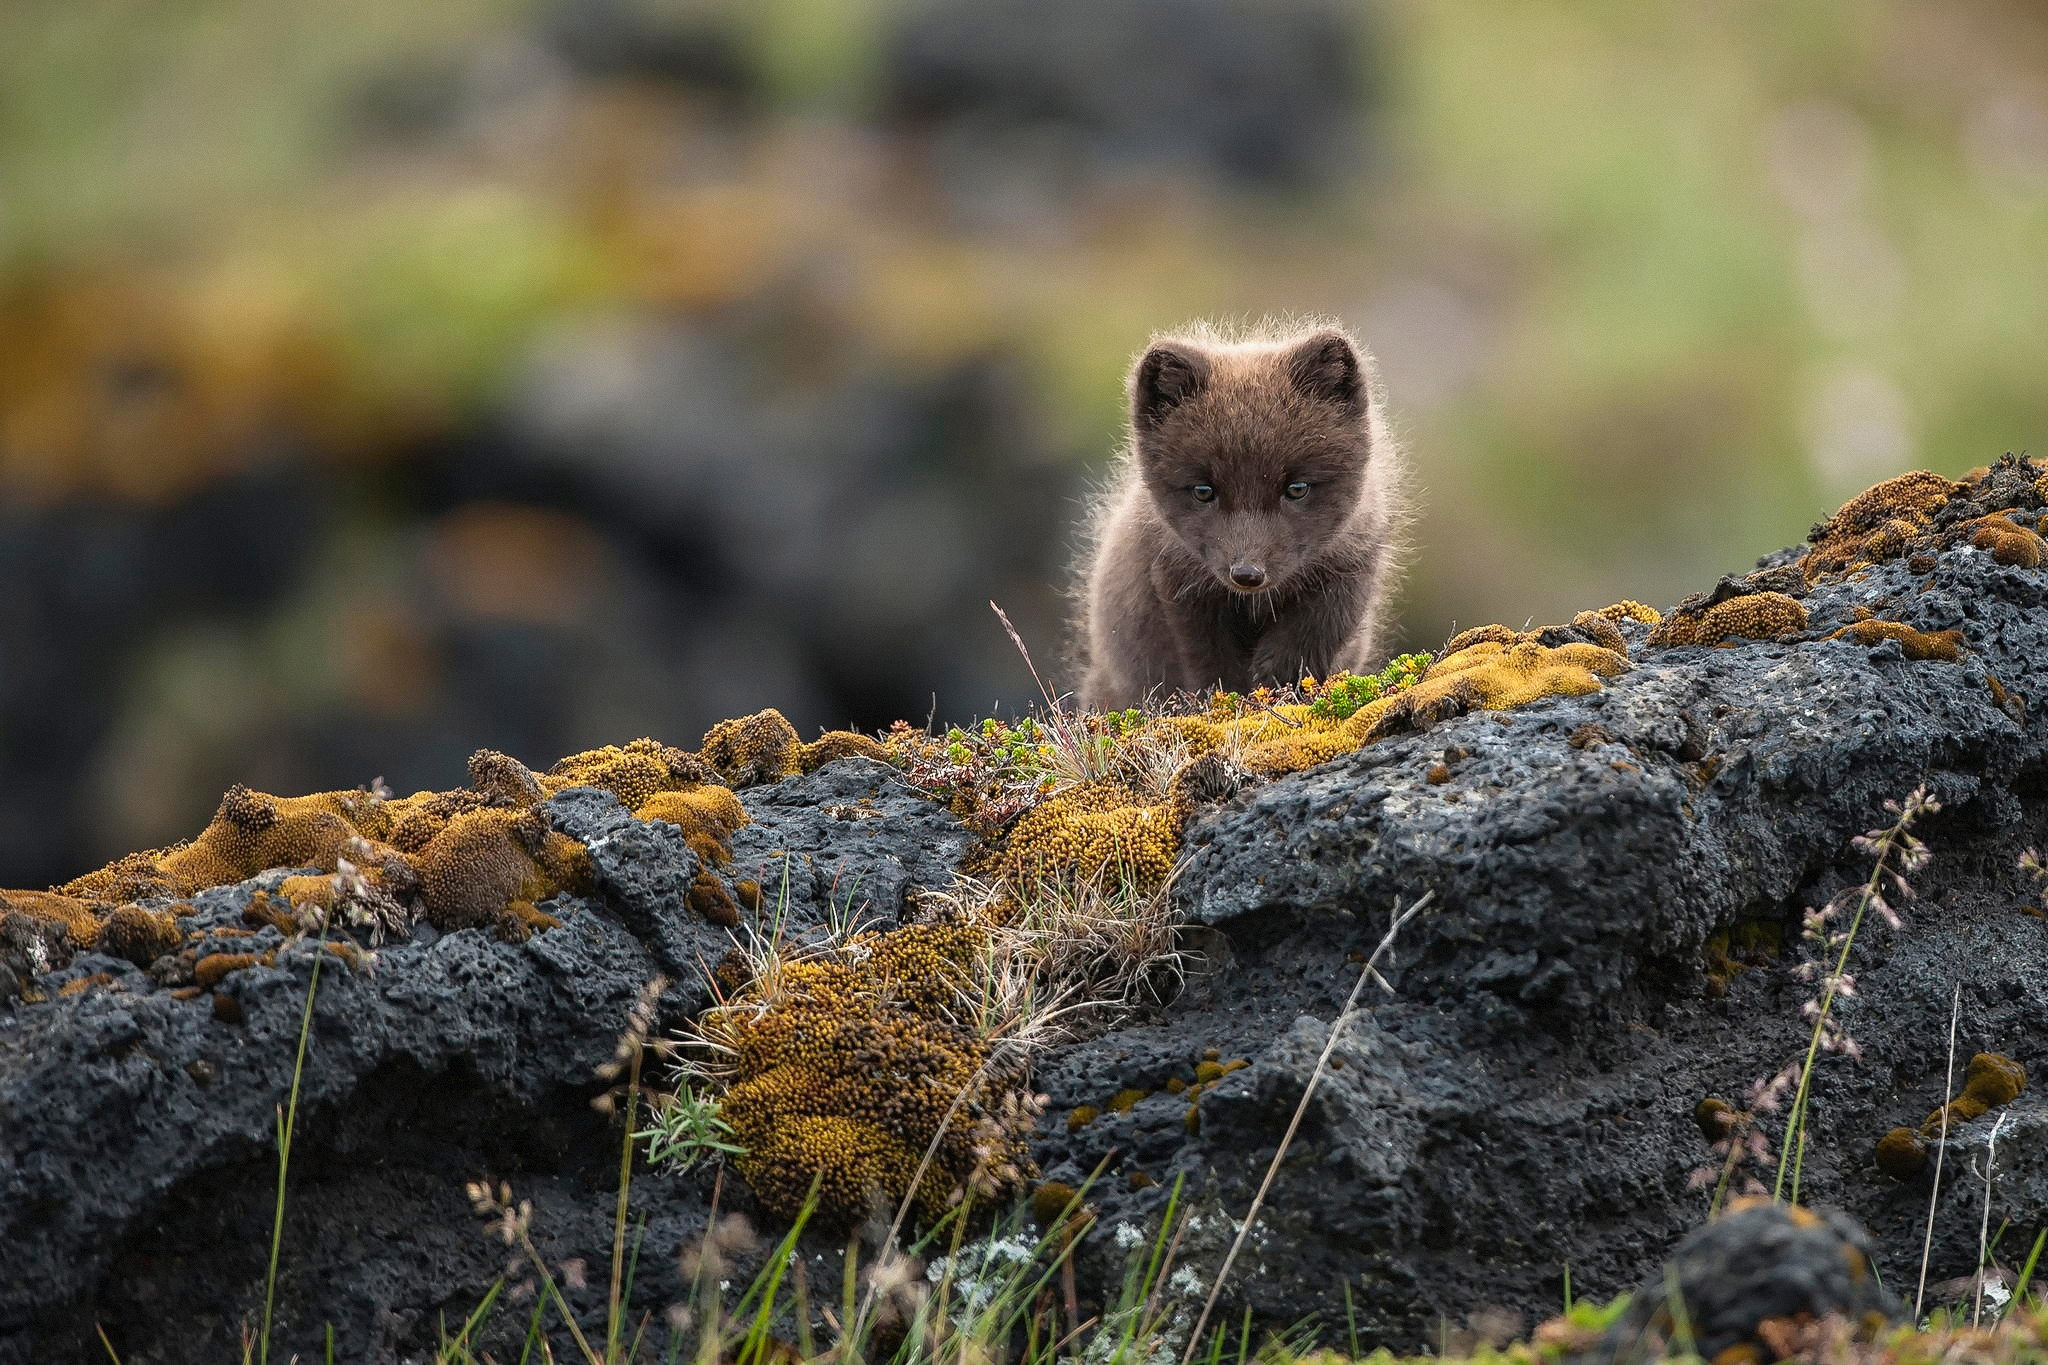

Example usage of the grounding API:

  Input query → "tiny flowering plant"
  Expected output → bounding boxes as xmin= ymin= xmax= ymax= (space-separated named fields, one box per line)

xmin=1773 ymin=785 xmax=1939 ymax=1202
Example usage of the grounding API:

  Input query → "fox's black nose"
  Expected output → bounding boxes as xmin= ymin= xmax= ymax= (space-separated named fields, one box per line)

xmin=1229 ymin=563 xmax=1267 ymax=589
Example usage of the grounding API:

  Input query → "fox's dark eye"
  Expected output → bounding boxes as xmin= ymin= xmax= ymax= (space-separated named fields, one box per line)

xmin=1191 ymin=484 xmax=1216 ymax=503
xmin=1285 ymin=480 xmax=1310 ymax=500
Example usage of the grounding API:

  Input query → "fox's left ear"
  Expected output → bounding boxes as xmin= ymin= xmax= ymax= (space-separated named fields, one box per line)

xmin=1286 ymin=330 xmax=1365 ymax=412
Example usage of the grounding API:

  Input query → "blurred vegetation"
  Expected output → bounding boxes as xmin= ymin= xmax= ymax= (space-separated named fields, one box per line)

xmin=2 ymin=0 xmax=2045 ymax=884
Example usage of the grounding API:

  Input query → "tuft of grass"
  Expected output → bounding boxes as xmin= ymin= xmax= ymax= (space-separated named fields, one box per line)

xmin=636 ymin=1081 xmax=744 ymax=1175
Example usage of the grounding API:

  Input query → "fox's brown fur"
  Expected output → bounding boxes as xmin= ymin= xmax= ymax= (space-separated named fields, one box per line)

xmin=1073 ymin=319 xmax=1408 ymax=710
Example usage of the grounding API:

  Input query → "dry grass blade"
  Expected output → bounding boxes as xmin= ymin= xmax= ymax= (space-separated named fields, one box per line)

xmin=1178 ymin=890 xmax=1434 ymax=1365
xmin=1917 ymin=981 xmax=1964 ymax=1322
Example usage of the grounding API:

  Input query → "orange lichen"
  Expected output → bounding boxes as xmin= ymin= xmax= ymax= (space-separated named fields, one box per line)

xmin=1827 ymin=620 xmax=1965 ymax=662
xmin=1802 ymin=470 xmax=1959 ymax=578
xmin=1650 ymin=593 xmax=1809 ymax=648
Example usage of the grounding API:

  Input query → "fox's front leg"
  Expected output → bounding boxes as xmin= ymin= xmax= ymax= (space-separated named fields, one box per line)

xmin=1252 ymin=579 xmax=1373 ymax=684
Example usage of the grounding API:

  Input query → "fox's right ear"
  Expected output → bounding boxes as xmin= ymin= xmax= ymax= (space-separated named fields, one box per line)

xmin=1131 ymin=344 xmax=1210 ymax=431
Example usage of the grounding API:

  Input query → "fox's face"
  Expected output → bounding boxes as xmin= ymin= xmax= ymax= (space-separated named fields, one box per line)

xmin=1131 ymin=330 xmax=1374 ymax=595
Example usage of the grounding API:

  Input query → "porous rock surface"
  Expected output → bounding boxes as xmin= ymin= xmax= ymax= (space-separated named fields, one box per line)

xmin=6 ymin=531 xmax=2048 ymax=1361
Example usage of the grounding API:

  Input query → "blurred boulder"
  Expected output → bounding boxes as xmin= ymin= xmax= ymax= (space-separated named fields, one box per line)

xmin=883 ymin=0 xmax=1375 ymax=192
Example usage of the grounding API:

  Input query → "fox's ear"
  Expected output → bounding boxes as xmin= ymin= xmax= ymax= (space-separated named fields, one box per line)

xmin=1132 ymin=344 xmax=1210 ymax=431
xmin=1286 ymin=330 xmax=1364 ymax=411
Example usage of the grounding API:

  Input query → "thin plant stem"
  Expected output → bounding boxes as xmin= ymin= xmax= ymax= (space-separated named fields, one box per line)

xmin=609 ymin=1046 xmax=641 ymax=1363
xmin=1916 ymin=982 xmax=1963 ymax=1321
xmin=1774 ymin=795 xmax=1928 ymax=1201
xmin=1179 ymin=891 xmax=1432 ymax=1365
xmin=261 ymin=931 xmax=329 ymax=1364
xmin=1975 ymin=1111 xmax=2011 ymax=1329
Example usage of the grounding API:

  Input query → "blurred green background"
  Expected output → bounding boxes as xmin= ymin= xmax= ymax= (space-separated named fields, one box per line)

xmin=3 ymin=0 xmax=2045 ymax=888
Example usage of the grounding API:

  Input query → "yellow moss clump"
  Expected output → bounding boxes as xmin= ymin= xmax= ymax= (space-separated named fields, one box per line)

xmin=798 ymin=731 xmax=894 ymax=771
xmin=1440 ymin=623 xmax=1524 ymax=654
xmin=1148 ymin=636 xmax=1628 ymax=783
xmin=1826 ymin=620 xmax=1965 ymax=662
xmin=96 ymin=905 xmax=184 ymax=967
xmin=981 ymin=780 xmax=1183 ymax=896
xmin=1649 ymin=593 xmax=1809 ymax=648
xmin=1413 ymin=639 xmax=1628 ymax=713
xmin=1597 ymin=600 xmax=1662 ymax=626
xmin=0 ymin=890 xmax=103 ymax=947
xmin=1880 ymin=1052 xmax=2028 ymax=1181
xmin=53 ymin=786 xmax=384 ymax=903
xmin=1964 ymin=1051 xmax=2027 ymax=1108
xmin=1566 ymin=611 xmax=1628 ymax=653
xmin=710 ymin=918 xmax=1040 ymax=1227
xmin=636 ymin=785 xmax=750 ymax=867
xmin=1875 ymin=1126 xmax=1926 ymax=1180
xmin=540 ymin=737 xmax=720 ymax=810
xmin=1963 ymin=513 xmax=2047 ymax=568
xmin=701 ymin=710 xmax=804 ymax=788
xmin=408 ymin=808 xmax=560 ymax=933
xmin=1802 ymin=470 xmax=1959 ymax=578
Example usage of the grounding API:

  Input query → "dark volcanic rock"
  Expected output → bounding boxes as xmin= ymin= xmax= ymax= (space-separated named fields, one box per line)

xmin=1583 ymin=1200 xmax=1900 ymax=1363
xmin=883 ymin=0 xmax=1372 ymax=191
xmin=8 ymin=522 xmax=2048 ymax=1360
xmin=726 ymin=756 xmax=978 ymax=931
xmin=1030 ymin=539 xmax=2048 ymax=1346
xmin=0 ymin=869 xmax=715 ymax=1362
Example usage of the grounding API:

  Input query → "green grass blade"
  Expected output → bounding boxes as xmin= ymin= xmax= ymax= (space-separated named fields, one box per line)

xmin=2013 ymin=1228 xmax=2048 ymax=1306
xmin=260 ymin=941 xmax=328 ymax=1365
xmin=518 ymin=1300 xmax=546 ymax=1365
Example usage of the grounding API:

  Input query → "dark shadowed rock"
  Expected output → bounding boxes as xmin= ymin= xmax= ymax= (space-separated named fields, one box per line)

xmin=1029 ymin=535 xmax=2048 ymax=1345
xmin=725 ymin=755 xmax=978 ymax=931
xmin=1577 ymin=1201 xmax=1899 ymax=1364
xmin=8 ymin=516 xmax=2048 ymax=1359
